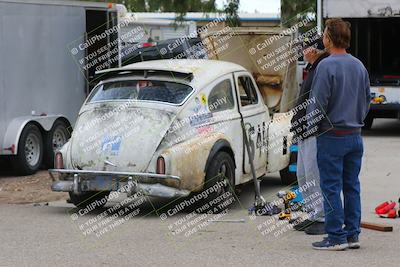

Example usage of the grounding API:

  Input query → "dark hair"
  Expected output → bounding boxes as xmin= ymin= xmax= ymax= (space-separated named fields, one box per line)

xmin=325 ymin=18 xmax=351 ymax=49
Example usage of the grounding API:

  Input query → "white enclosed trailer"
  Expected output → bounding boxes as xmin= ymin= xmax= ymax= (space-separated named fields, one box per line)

xmin=0 ymin=0 xmax=119 ymax=174
xmin=320 ymin=0 xmax=400 ymax=128
xmin=120 ymin=12 xmax=197 ymax=44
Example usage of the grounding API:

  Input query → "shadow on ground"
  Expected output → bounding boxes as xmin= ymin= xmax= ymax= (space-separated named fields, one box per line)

xmin=362 ymin=118 xmax=400 ymax=137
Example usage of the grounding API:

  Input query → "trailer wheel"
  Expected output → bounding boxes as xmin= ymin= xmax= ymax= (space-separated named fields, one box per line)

xmin=280 ymin=147 xmax=298 ymax=185
xmin=69 ymin=191 xmax=110 ymax=209
xmin=187 ymin=152 xmax=236 ymax=213
xmin=44 ymin=120 xmax=71 ymax=167
xmin=12 ymin=124 xmax=43 ymax=175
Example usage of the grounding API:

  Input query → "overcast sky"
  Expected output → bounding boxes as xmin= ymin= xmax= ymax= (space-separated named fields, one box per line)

xmin=215 ymin=0 xmax=280 ymax=13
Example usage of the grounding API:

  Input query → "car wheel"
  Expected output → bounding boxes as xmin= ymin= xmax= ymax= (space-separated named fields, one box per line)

xmin=44 ymin=120 xmax=71 ymax=167
xmin=280 ymin=147 xmax=298 ymax=185
xmin=12 ymin=124 xmax=43 ymax=175
xmin=69 ymin=191 xmax=110 ymax=209
xmin=188 ymin=152 xmax=236 ymax=213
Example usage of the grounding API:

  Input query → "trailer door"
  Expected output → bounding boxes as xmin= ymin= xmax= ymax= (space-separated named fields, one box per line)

xmin=85 ymin=9 xmax=118 ymax=91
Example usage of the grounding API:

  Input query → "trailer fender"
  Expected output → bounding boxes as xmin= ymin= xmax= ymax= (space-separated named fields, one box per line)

xmin=1 ymin=115 xmax=70 ymax=155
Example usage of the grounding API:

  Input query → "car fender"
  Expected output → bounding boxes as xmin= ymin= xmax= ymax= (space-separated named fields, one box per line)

xmin=161 ymin=132 xmax=230 ymax=192
xmin=203 ymin=139 xmax=236 ymax=173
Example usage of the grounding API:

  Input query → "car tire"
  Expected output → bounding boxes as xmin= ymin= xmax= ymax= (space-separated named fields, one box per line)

xmin=44 ymin=120 xmax=71 ymax=168
xmin=187 ymin=152 xmax=236 ymax=213
xmin=69 ymin=191 xmax=110 ymax=209
xmin=12 ymin=124 xmax=43 ymax=175
xmin=280 ymin=148 xmax=297 ymax=185
xmin=363 ymin=114 xmax=374 ymax=130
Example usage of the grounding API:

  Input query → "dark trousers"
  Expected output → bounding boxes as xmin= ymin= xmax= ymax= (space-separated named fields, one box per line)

xmin=316 ymin=132 xmax=363 ymax=243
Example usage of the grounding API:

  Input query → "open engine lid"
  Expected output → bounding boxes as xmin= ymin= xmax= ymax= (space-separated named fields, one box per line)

xmin=200 ymin=27 xmax=298 ymax=113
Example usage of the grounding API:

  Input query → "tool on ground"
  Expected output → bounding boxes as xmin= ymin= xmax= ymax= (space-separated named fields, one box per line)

xmin=361 ymin=221 xmax=393 ymax=232
xmin=277 ymin=190 xmax=296 ymax=220
xmin=248 ymin=203 xmax=281 ymax=216
xmin=288 ymin=185 xmax=304 ymax=212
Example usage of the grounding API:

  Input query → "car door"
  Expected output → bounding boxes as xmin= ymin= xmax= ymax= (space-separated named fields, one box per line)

xmin=234 ymin=72 xmax=268 ymax=176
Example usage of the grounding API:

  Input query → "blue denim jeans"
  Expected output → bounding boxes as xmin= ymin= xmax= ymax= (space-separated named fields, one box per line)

xmin=316 ymin=132 xmax=363 ymax=243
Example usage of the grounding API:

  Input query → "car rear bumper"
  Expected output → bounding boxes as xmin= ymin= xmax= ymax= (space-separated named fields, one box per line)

xmin=49 ymin=169 xmax=190 ymax=198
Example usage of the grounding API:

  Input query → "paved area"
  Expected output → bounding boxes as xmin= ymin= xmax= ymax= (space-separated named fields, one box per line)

xmin=0 ymin=118 xmax=399 ymax=267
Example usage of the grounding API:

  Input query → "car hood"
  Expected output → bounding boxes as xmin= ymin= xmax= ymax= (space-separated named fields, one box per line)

xmin=69 ymin=102 xmax=176 ymax=172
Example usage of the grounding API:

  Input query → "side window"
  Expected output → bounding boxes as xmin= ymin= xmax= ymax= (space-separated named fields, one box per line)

xmin=208 ymin=79 xmax=235 ymax=112
xmin=238 ymin=76 xmax=258 ymax=106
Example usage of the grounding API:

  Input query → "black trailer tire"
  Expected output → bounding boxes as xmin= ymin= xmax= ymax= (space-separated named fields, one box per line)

xmin=44 ymin=120 xmax=71 ymax=167
xmin=69 ymin=191 xmax=110 ymax=209
xmin=186 ymin=152 xmax=236 ymax=213
xmin=280 ymin=149 xmax=298 ymax=185
xmin=363 ymin=114 xmax=374 ymax=130
xmin=12 ymin=124 xmax=43 ymax=175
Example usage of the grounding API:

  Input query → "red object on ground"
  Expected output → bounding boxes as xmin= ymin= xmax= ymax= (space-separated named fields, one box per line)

xmin=379 ymin=209 xmax=397 ymax=219
xmin=375 ymin=201 xmax=390 ymax=213
xmin=376 ymin=201 xmax=396 ymax=215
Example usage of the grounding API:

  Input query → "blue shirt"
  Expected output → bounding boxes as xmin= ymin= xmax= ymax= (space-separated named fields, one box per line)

xmin=307 ymin=54 xmax=371 ymax=131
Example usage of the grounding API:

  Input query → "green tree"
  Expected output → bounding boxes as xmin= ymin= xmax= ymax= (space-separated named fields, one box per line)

xmin=85 ymin=0 xmax=217 ymax=18
xmin=281 ymin=0 xmax=316 ymax=27
xmin=224 ymin=0 xmax=241 ymax=27
xmin=83 ymin=0 xmax=242 ymax=25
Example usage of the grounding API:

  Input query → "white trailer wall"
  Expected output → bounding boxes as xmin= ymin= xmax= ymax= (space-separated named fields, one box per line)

xmin=323 ymin=0 xmax=400 ymax=18
xmin=0 ymin=1 xmax=87 ymax=143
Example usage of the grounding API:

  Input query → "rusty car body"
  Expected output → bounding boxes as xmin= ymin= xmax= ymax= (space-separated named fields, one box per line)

xmin=50 ymin=59 xmax=295 ymax=207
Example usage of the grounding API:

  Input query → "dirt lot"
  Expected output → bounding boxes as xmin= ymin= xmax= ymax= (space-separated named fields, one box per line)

xmin=0 ymin=169 xmax=68 ymax=204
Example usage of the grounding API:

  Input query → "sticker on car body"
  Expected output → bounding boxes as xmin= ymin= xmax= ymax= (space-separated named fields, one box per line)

xmin=101 ymin=136 xmax=122 ymax=155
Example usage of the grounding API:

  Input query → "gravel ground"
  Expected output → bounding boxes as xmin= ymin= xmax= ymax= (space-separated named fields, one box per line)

xmin=0 ymin=170 xmax=68 ymax=204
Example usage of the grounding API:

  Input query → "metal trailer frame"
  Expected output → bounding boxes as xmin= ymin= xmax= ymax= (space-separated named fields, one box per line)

xmin=0 ymin=0 xmax=118 ymax=173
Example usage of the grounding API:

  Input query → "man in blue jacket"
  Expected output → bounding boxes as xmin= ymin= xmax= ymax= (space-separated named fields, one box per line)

xmin=291 ymin=38 xmax=329 ymax=235
xmin=307 ymin=18 xmax=371 ymax=250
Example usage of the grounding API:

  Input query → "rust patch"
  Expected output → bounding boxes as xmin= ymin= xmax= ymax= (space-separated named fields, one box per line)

xmin=163 ymin=133 xmax=227 ymax=192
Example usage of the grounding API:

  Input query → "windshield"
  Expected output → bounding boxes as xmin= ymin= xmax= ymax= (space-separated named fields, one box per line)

xmin=87 ymin=80 xmax=193 ymax=104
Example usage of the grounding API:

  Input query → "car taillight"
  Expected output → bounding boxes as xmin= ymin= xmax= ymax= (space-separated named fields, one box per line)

xmin=55 ymin=152 xmax=64 ymax=169
xmin=156 ymin=156 xmax=165 ymax=174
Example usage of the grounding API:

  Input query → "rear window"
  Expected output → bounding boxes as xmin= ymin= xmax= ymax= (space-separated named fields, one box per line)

xmin=88 ymin=80 xmax=193 ymax=104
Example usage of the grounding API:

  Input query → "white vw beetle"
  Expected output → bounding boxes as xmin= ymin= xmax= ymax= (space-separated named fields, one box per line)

xmin=50 ymin=59 xmax=294 ymax=207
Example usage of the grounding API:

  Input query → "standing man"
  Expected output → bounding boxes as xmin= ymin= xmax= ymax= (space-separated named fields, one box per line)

xmin=291 ymin=38 xmax=329 ymax=235
xmin=307 ymin=18 xmax=371 ymax=250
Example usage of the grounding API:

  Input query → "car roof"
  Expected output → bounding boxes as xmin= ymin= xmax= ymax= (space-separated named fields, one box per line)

xmin=103 ymin=59 xmax=247 ymax=89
